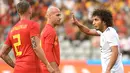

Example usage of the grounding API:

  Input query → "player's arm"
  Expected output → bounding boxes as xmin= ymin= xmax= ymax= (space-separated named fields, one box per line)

xmin=72 ymin=14 xmax=100 ymax=36
xmin=31 ymin=36 xmax=54 ymax=73
xmin=106 ymin=46 xmax=118 ymax=73
xmin=105 ymin=32 xmax=119 ymax=73
xmin=45 ymin=46 xmax=60 ymax=73
xmin=0 ymin=44 xmax=15 ymax=68
xmin=43 ymin=32 xmax=60 ymax=73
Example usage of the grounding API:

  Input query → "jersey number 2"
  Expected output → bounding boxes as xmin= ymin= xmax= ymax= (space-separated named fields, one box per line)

xmin=13 ymin=34 xmax=22 ymax=56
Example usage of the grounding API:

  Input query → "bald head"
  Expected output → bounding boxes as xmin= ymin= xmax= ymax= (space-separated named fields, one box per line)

xmin=46 ymin=6 xmax=62 ymax=26
xmin=46 ymin=6 xmax=60 ymax=17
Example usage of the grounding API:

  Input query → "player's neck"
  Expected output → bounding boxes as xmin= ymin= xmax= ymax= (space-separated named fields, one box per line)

xmin=101 ymin=25 xmax=107 ymax=32
xmin=20 ymin=15 xmax=30 ymax=20
xmin=46 ymin=20 xmax=56 ymax=27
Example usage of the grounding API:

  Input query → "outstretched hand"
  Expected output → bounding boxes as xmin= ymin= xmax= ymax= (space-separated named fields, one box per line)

xmin=71 ymin=13 xmax=81 ymax=26
xmin=105 ymin=69 xmax=111 ymax=73
xmin=71 ymin=13 xmax=77 ymax=24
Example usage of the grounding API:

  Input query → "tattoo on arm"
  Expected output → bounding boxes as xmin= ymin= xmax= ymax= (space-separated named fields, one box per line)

xmin=31 ymin=36 xmax=37 ymax=48
xmin=1 ymin=55 xmax=15 ymax=68
xmin=0 ymin=46 xmax=15 ymax=68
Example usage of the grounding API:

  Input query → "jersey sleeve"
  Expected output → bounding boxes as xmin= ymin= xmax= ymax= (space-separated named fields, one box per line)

xmin=30 ymin=22 xmax=40 ymax=37
xmin=96 ymin=30 xmax=102 ymax=35
xmin=106 ymin=31 xmax=118 ymax=47
xmin=44 ymin=31 xmax=56 ymax=62
xmin=5 ymin=32 xmax=12 ymax=47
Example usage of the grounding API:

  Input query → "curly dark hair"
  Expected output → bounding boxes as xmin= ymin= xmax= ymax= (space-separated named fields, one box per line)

xmin=16 ymin=1 xmax=30 ymax=15
xmin=92 ymin=8 xmax=113 ymax=27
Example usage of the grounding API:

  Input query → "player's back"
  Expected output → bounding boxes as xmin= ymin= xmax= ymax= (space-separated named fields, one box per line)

xmin=8 ymin=19 xmax=41 ymax=73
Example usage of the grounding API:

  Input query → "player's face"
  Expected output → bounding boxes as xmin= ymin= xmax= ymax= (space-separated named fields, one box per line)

xmin=92 ymin=16 xmax=104 ymax=31
xmin=51 ymin=10 xmax=62 ymax=25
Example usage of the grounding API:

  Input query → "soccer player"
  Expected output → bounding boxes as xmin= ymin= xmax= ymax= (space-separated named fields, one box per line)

xmin=72 ymin=9 xmax=124 ymax=73
xmin=40 ymin=6 xmax=61 ymax=73
xmin=0 ymin=1 xmax=54 ymax=73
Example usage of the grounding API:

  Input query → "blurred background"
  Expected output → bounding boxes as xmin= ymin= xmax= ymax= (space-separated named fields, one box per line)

xmin=0 ymin=0 xmax=130 ymax=73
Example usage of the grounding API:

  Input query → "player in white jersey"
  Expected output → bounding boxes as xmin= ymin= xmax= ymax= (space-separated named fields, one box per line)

xmin=72 ymin=9 xmax=124 ymax=73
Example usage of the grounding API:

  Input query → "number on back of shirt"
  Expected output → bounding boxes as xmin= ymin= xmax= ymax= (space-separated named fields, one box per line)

xmin=13 ymin=34 xmax=22 ymax=56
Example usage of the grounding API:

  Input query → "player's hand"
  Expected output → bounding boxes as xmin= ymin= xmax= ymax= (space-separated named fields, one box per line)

xmin=47 ymin=64 xmax=55 ymax=73
xmin=71 ymin=13 xmax=82 ymax=26
xmin=54 ymin=68 xmax=61 ymax=73
xmin=105 ymin=70 xmax=110 ymax=73
xmin=55 ymin=70 xmax=61 ymax=73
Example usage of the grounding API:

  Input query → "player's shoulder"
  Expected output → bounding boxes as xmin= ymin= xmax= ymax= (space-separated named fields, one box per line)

xmin=105 ymin=27 xmax=117 ymax=37
xmin=45 ymin=24 xmax=55 ymax=32
xmin=28 ymin=20 xmax=38 ymax=25
xmin=22 ymin=19 xmax=38 ymax=25
xmin=42 ymin=24 xmax=56 ymax=36
xmin=106 ymin=27 xmax=116 ymax=33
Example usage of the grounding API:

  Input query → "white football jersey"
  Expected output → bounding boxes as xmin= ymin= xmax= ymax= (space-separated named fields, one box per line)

xmin=97 ymin=27 xmax=124 ymax=73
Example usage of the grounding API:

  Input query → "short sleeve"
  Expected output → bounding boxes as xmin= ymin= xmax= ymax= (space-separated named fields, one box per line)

xmin=96 ymin=30 xmax=102 ymax=35
xmin=106 ymin=32 xmax=118 ymax=47
xmin=5 ymin=32 xmax=12 ymax=47
xmin=30 ymin=22 xmax=40 ymax=37
xmin=45 ymin=32 xmax=55 ymax=44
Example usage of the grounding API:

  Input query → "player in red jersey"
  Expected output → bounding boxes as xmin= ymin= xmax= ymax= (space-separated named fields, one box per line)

xmin=0 ymin=1 xmax=54 ymax=73
xmin=40 ymin=6 xmax=62 ymax=73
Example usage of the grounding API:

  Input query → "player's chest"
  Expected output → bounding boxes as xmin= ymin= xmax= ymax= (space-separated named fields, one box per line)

xmin=100 ymin=34 xmax=108 ymax=47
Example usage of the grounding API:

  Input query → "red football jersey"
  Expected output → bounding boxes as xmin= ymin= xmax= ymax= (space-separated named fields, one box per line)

xmin=5 ymin=19 xmax=42 ymax=73
xmin=40 ymin=24 xmax=60 ymax=72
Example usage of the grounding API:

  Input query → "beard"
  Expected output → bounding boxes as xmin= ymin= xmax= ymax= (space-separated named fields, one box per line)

xmin=96 ymin=28 xmax=100 ymax=30
xmin=94 ymin=27 xmax=100 ymax=30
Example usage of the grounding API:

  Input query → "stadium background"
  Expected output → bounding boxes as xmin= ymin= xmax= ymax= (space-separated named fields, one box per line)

xmin=0 ymin=0 xmax=130 ymax=73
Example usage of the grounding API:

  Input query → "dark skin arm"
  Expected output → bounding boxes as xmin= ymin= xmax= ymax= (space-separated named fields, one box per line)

xmin=72 ymin=14 xmax=100 ymax=36
xmin=106 ymin=46 xmax=118 ymax=73
xmin=0 ymin=44 xmax=15 ymax=68
xmin=31 ymin=36 xmax=54 ymax=73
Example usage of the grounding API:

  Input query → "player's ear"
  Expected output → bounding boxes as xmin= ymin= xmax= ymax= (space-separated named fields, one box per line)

xmin=45 ymin=14 xmax=48 ymax=18
xmin=46 ymin=13 xmax=51 ymax=19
